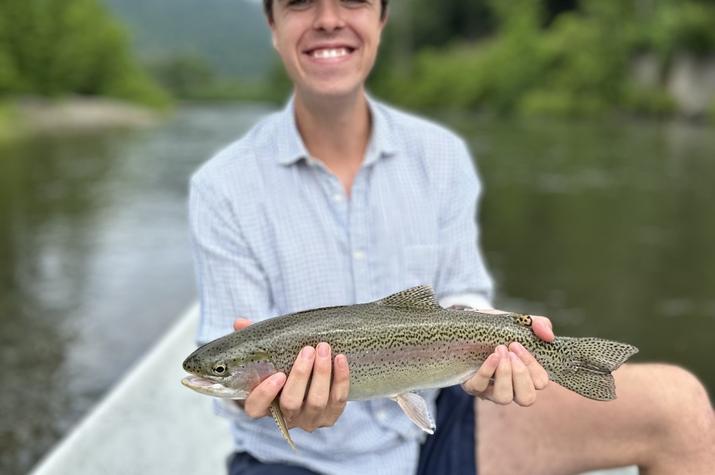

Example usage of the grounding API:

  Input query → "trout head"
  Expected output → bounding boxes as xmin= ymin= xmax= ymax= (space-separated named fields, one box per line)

xmin=181 ymin=335 xmax=276 ymax=399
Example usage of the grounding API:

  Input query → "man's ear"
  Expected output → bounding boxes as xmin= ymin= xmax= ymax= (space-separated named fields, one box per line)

xmin=380 ymin=6 xmax=389 ymax=29
xmin=266 ymin=14 xmax=278 ymax=51
xmin=264 ymin=7 xmax=275 ymax=33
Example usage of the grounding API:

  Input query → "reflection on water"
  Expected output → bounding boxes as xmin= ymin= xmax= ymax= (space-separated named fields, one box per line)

xmin=1 ymin=105 xmax=713 ymax=474
xmin=0 ymin=104 xmax=274 ymax=474
xmin=461 ymin=117 xmax=715 ymax=380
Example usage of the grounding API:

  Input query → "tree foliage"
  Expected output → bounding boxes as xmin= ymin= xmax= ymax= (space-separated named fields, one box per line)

xmin=371 ymin=0 xmax=715 ymax=117
xmin=0 ymin=0 xmax=167 ymax=105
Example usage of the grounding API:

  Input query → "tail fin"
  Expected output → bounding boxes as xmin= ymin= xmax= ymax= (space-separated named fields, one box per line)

xmin=550 ymin=337 xmax=639 ymax=401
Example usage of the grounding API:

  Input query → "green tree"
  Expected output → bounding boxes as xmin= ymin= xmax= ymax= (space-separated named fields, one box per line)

xmin=372 ymin=0 xmax=715 ymax=117
xmin=0 ymin=0 xmax=166 ymax=105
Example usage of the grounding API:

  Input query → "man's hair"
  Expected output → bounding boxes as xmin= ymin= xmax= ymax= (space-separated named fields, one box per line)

xmin=263 ymin=0 xmax=389 ymax=22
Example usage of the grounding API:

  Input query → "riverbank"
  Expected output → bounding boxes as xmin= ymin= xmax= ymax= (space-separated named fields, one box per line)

xmin=0 ymin=96 xmax=163 ymax=143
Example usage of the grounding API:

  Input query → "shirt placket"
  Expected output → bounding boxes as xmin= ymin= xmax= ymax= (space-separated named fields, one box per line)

xmin=316 ymin=164 xmax=349 ymax=229
xmin=348 ymin=168 xmax=371 ymax=305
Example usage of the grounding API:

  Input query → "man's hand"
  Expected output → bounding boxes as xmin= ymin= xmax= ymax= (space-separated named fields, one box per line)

xmin=232 ymin=318 xmax=351 ymax=432
xmin=461 ymin=311 xmax=553 ymax=406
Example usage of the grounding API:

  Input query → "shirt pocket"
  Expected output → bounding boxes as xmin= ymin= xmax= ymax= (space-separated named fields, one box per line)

xmin=402 ymin=244 xmax=439 ymax=288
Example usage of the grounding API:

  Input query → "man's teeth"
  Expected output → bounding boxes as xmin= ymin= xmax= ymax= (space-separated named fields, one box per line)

xmin=312 ymin=48 xmax=349 ymax=59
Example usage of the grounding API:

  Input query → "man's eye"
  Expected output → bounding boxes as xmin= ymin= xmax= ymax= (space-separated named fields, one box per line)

xmin=286 ymin=0 xmax=311 ymax=8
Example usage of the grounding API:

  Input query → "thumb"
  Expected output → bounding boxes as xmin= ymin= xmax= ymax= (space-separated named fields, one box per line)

xmin=233 ymin=318 xmax=253 ymax=331
xmin=531 ymin=316 xmax=555 ymax=342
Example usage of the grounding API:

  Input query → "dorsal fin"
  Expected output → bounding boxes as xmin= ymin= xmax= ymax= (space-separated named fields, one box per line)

xmin=377 ymin=285 xmax=441 ymax=309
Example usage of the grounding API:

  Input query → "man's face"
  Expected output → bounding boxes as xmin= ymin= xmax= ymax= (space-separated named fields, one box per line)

xmin=269 ymin=0 xmax=386 ymax=99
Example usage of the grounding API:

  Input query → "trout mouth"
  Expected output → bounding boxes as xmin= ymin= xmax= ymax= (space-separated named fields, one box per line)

xmin=181 ymin=375 xmax=247 ymax=399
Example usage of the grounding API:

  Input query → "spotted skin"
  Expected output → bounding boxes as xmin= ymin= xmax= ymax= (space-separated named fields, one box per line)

xmin=183 ymin=285 xmax=638 ymax=402
xmin=513 ymin=314 xmax=533 ymax=327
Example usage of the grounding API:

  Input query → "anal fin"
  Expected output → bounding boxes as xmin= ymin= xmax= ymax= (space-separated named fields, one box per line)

xmin=269 ymin=399 xmax=297 ymax=451
xmin=391 ymin=392 xmax=436 ymax=434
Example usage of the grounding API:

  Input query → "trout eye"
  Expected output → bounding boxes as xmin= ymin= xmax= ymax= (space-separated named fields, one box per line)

xmin=212 ymin=363 xmax=228 ymax=376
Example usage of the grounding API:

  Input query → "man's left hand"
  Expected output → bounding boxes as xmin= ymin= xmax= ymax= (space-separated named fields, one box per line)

xmin=461 ymin=312 xmax=553 ymax=406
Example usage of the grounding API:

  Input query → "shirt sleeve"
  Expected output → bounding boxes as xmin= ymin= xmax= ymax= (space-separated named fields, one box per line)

xmin=189 ymin=177 xmax=273 ymax=345
xmin=435 ymin=138 xmax=494 ymax=307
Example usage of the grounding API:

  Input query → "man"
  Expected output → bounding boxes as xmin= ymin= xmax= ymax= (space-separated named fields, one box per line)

xmin=189 ymin=1 xmax=714 ymax=474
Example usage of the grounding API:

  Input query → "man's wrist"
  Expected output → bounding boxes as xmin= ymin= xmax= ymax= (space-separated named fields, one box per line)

xmin=440 ymin=293 xmax=492 ymax=310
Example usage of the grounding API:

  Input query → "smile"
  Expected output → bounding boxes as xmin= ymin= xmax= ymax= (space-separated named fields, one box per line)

xmin=304 ymin=45 xmax=357 ymax=63
xmin=312 ymin=47 xmax=351 ymax=59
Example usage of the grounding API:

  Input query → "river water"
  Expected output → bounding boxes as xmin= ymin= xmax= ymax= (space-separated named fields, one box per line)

xmin=1 ymin=104 xmax=713 ymax=474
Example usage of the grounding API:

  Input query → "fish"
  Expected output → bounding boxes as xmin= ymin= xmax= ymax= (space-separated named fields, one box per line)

xmin=182 ymin=285 xmax=638 ymax=449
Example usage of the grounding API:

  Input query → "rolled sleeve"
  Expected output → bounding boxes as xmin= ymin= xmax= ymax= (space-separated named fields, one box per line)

xmin=189 ymin=178 xmax=273 ymax=345
xmin=439 ymin=293 xmax=493 ymax=310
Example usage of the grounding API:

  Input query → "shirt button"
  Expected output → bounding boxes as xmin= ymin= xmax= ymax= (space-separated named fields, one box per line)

xmin=353 ymin=250 xmax=365 ymax=260
xmin=376 ymin=410 xmax=387 ymax=422
xmin=333 ymin=193 xmax=343 ymax=202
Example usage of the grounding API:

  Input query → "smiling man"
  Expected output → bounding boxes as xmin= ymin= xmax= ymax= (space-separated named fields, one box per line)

xmin=189 ymin=1 xmax=714 ymax=474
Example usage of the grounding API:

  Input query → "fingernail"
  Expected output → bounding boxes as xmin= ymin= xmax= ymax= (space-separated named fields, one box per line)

xmin=511 ymin=342 xmax=524 ymax=353
xmin=509 ymin=352 xmax=519 ymax=362
xmin=335 ymin=354 xmax=346 ymax=368
xmin=270 ymin=373 xmax=286 ymax=386
xmin=301 ymin=346 xmax=315 ymax=359
xmin=497 ymin=345 xmax=508 ymax=355
xmin=317 ymin=343 xmax=330 ymax=357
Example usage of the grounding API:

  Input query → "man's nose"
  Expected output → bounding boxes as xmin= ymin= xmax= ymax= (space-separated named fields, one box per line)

xmin=313 ymin=0 xmax=345 ymax=32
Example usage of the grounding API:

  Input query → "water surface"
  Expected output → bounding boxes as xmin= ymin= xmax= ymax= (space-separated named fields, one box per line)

xmin=1 ymin=105 xmax=713 ymax=474
xmin=0 ymin=104 xmax=272 ymax=474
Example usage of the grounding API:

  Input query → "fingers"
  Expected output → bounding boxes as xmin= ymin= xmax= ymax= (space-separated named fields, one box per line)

xmin=270 ymin=343 xmax=349 ymax=432
xmin=329 ymin=354 xmax=350 ymax=416
xmin=509 ymin=342 xmax=549 ymax=390
xmin=280 ymin=346 xmax=316 ymax=423
xmin=233 ymin=318 xmax=252 ymax=332
xmin=302 ymin=343 xmax=333 ymax=430
xmin=509 ymin=352 xmax=536 ymax=406
xmin=464 ymin=344 xmax=548 ymax=407
xmin=531 ymin=316 xmax=555 ymax=342
xmin=244 ymin=372 xmax=286 ymax=418
xmin=462 ymin=351 xmax=501 ymax=395
xmin=490 ymin=346 xmax=514 ymax=405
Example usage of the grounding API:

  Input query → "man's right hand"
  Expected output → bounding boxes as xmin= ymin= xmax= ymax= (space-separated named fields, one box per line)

xmin=232 ymin=318 xmax=351 ymax=432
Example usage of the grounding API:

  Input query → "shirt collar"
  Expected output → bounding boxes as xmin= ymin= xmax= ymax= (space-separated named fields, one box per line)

xmin=275 ymin=94 xmax=397 ymax=167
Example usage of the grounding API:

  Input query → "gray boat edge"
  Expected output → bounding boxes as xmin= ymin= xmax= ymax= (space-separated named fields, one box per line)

xmin=29 ymin=304 xmax=637 ymax=475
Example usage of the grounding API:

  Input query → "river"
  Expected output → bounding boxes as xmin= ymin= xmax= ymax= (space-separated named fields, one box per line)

xmin=1 ymin=104 xmax=713 ymax=474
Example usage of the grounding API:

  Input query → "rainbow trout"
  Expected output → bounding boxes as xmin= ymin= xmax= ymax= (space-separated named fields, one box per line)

xmin=182 ymin=286 xmax=638 ymax=449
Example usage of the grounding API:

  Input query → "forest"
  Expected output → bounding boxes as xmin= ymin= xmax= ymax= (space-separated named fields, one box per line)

xmin=1 ymin=0 xmax=715 ymax=118
xmin=0 ymin=0 xmax=166 ymax=106
xmin=369 ymin=0 xmax=715 ymax=117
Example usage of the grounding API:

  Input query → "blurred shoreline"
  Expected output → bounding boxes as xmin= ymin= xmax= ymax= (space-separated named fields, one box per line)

xmin=0 ymin=97 xmax=162 ymax=142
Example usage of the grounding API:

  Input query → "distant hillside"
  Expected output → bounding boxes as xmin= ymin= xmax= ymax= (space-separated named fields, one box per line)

xmin=103 ymin=0 xmax=274 ymax=79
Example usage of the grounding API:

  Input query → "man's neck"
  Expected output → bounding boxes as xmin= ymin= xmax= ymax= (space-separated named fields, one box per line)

xmin=293 ymin=89 xmax=372 ymax=194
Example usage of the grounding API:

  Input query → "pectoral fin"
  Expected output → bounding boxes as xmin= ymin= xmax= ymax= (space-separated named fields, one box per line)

xmin=269 ymin=399 xmax=297 ymax=451
xmin=392 ymin=392 xmax=436 ymax=434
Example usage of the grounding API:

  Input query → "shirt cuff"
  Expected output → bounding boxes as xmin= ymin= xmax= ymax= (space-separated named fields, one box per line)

xmin=214 ymin=398 xmax=246 ymax=419
xmin=439 ymin=293 xmax=493 ymax=310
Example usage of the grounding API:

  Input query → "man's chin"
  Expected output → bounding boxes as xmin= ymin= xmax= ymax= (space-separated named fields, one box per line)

xmin=296 ymin=81 xmax=366 ymax=102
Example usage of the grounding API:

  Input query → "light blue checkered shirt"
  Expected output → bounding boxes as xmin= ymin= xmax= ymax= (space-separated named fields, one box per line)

xmin=188 ymin=96 xmax=493 ymax=475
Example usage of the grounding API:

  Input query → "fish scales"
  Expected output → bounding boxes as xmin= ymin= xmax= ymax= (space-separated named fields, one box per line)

xmin=217 ymin=304 xmax=518 ymax=399
xmin=182 ymin=285 xmax=638 ymax=448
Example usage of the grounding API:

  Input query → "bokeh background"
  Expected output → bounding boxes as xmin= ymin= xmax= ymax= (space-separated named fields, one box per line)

xmin=1 ymin=1 xmax=714 ymax=473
